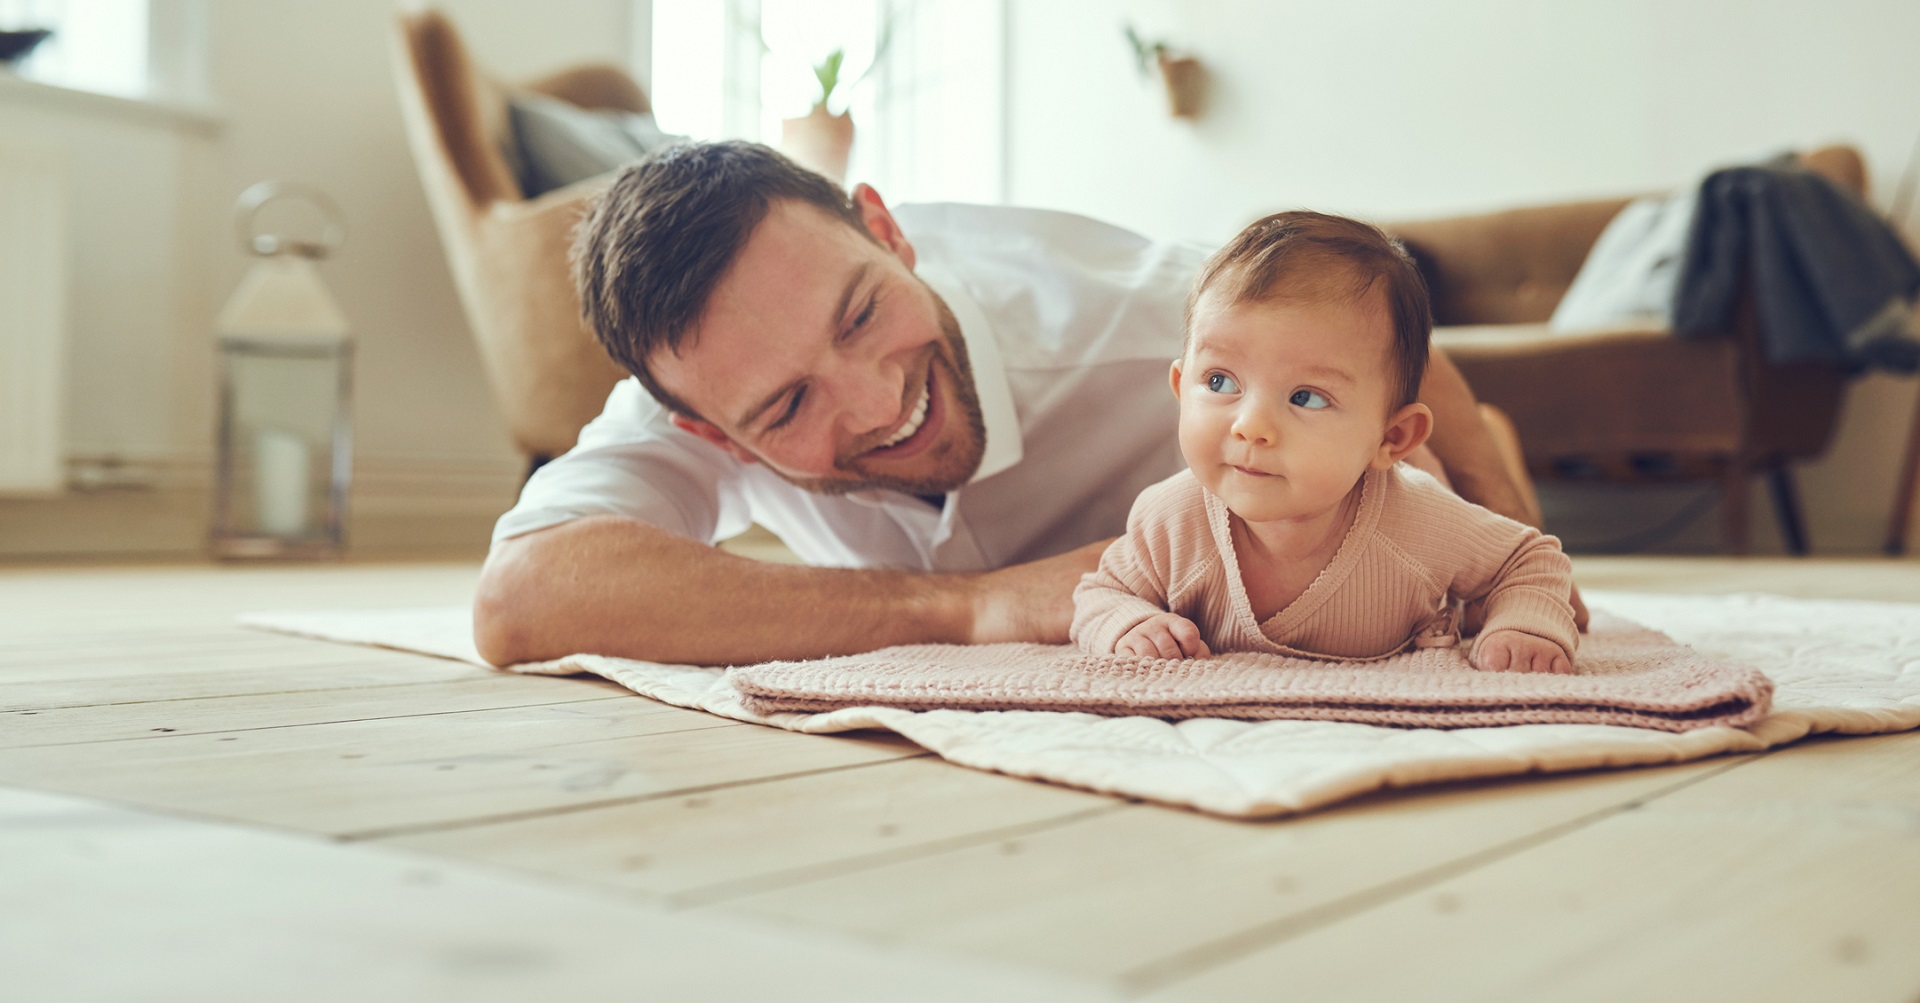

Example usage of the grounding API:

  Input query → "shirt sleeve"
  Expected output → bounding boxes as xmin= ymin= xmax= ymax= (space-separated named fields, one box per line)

xmin=1389 ymin=468 xmax=1580 ymax=661
xmin=490 ymin=378 xmax=750 ymax=548
xmin=1070 ymin=474 xmax=1191 ymax=654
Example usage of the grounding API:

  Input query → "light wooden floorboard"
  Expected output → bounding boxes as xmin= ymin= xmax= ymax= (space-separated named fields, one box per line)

xmin=709 ymin=756 xmax=1746 ymax=986
xmin=0 ymin=697 xmax=920 ymax=837
xmin=0 ymin=672 xmax=628 ymax=748
xmin=1159 ymin=731 xmax=1920 ymax=1002
xmin=1 ymin=557 xmax=1917 ymax=1000
xmin=385 ymin=753 xmax=1125 ymax=907
xmin=0 ymin=786 xmax=1108 ymax=1003
xmin=0 ymin=655 xmax=492 ymax=712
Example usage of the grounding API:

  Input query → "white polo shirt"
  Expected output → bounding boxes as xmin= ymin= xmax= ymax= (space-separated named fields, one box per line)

xmin=491 ymin=202 xmax=1209 ymax=572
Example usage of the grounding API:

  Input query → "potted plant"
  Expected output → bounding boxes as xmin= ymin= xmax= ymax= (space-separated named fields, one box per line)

xmin=1124 ymin=24 xmax=1205 ymax=119
xmin=781 ymin=48 xmax=857 ymax=181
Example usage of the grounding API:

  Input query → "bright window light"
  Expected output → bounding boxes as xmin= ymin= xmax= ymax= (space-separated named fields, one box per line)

xmin=759 ymin=0 xmax=879 ymax=121
xmin=649 ymin=0 xmax=728 ymax=138
xmin=0 ymin=0 xmax=150 ymax=98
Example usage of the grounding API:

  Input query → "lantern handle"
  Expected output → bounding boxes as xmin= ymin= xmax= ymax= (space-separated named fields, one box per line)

xmin=235 ymin=181 xmax=346 ymax=259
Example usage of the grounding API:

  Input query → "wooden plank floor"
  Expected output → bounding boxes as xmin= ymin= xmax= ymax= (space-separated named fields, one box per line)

xmin=2 ymin=557 xmax=1919 ymax=1001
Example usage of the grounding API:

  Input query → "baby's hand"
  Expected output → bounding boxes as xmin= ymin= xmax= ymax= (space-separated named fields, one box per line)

xmin=1115 ymin=613 xmax=1211 ymax=659
xmin=1472 ymin=629 xmax=1571 ymax=674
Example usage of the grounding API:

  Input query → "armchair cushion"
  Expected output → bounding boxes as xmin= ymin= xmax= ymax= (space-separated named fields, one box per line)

xmin=507 ymin=91 xmax=685 ymax=198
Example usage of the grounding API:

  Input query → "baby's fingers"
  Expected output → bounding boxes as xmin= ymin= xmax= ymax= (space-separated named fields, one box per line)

xmin=1119 ymin=624 xmax=1179 ymax=659
xmin=1167 ymin=618 xmax=1211 ymax=658
xmin=1475 ymin=639 xmax=1512 ymax=672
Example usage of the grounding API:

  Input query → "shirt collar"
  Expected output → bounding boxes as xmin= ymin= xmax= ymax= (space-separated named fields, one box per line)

xmin=916 ymin=263 xmax=1022 ymax=484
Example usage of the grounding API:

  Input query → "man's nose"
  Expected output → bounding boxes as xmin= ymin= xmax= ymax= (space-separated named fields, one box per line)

xmin=827 ymin=350 xmax=907 ymax=435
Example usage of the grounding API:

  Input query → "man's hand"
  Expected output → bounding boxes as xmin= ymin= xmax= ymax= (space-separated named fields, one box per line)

xmin=967 ymin=539 xmax=1112 ymax=645
xmin=1114 ymin=612 xmax=1211 ymax=659
xmin=1472 ymin=629 xmax=1571 ymax=674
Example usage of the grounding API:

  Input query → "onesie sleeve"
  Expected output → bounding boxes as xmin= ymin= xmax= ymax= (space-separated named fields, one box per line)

xmin=1070 ymin=473 xmax=1194 ymax=654
xmin=1388 ymin=468 xmax=1579 ymax=661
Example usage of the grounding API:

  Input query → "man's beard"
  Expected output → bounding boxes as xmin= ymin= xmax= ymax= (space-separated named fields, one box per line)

xmin=769 ymin=287 xmax=988 ymax=498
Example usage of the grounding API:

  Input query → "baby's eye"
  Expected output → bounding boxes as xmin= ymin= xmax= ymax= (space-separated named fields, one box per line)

xmin=1289 ymin=389 xmax=1330 ymax=409
xmin=1206 ymin=373 xmax=1240 ymax=394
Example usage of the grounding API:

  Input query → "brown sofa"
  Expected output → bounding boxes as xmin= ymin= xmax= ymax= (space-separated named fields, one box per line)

xmin=393 ymin=9 xmax=632 ymax=469
xmin=1388 ymin=145 xmax=1866 ymax=554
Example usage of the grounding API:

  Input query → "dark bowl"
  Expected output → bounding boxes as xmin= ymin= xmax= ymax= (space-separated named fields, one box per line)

xmin=0 ymin=29 xmax=52 ymax=65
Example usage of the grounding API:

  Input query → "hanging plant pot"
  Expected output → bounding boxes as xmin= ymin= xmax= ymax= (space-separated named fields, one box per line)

xmin=781 ymin=104 xmax=855 ymax=182
xmin=1157 ymin=53 xmax=1206 ymax=119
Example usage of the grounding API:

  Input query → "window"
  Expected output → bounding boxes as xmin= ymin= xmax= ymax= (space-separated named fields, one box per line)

xmin=0 ymin=0 xmax=205 ymax=103
xmin=650 ymin=0 xmax=1005 ymax=204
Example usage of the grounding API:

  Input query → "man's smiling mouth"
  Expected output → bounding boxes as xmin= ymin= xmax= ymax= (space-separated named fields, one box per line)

xmin=859 ymin=364 xmax=939 ymax=460
xmin=877 ymin=374 xmax=931 ymax=448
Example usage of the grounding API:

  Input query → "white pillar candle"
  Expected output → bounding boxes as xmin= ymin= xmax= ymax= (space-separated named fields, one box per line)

xmin=254 ymin=428 xmax=311 ymax=536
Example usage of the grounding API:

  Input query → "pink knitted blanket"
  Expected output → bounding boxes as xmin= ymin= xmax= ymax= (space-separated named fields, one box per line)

xmin=727 ymin=614 xmax=1772 ymax=732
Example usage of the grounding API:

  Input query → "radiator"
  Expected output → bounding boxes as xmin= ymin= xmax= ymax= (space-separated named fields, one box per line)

xmin=0 ymin=142 xmax=68 ymax=495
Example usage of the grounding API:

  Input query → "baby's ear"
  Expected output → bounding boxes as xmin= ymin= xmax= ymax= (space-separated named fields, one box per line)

xmin=1372 ymin=402 xmax=1433 ymax=470
xmin=1167 ymin=359 xmax=1184 ymax=401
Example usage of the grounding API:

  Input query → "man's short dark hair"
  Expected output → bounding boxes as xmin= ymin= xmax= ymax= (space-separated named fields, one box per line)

xmin=572 ymin=141 xmax=866 ymax=420
xmin=1189 ymin=210 xmax=1432 ymax=409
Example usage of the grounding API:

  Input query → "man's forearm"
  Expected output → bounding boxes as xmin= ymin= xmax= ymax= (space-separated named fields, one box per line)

xmin=473 ymin=515 xmax=1106 ymax=666
xmin=1420 ymin=347 xmax=1541 ymax=528
xmin=474 ymin=516 xmax=967 ymax=666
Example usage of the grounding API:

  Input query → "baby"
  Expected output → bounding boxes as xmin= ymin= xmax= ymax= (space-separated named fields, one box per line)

xmin=1072 ymin=211 xmax=1578 ymax=672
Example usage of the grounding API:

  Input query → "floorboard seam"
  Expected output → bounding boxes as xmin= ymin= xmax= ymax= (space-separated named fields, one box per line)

xmin=341 ymin=752 xmax=940 ymax=842
xmin=674 ymin=803 xmax=1133 ymax=910
xmin=0 ymin=695 xmax=635 ymax=748
xmin=1 ymin=672 xmax=546 ymax=713
xmin=1115 ymin=753 xmax=1772 ymax=996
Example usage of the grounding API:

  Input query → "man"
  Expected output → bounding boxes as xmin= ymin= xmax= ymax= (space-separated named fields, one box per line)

xmin=474 ymin=141 xmax=1548 ymax=667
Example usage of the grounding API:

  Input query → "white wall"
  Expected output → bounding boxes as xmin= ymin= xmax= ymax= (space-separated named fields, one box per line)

xmin=204 ymin=0 xmax=631 ymax=470
xmin=1004 ymin=0 xmax=1920 ymax=554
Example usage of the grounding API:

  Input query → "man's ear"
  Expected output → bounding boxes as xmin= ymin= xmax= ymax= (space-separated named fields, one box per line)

xmin=669 ymin=413 xmax=761 ymax=466
xmin=1168 ymin=358 xmax=1185 ymax=401
xmin=1372 ymin=402 xmax=1434 ymax=470
xmin=850 ymin=183 xmax=915 ymax=269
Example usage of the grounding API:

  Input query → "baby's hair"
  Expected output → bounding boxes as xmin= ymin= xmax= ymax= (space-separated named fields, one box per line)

xmin=1188 ymin=210 xmax=1432 ymax=409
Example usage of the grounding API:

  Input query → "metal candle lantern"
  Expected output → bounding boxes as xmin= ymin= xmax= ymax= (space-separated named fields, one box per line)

xmin=210 ymin=182 xmax=353 ymax=559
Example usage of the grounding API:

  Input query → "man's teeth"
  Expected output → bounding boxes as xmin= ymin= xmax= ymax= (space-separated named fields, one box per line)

xmin=877 ymin=379 xmax=931 ymax=448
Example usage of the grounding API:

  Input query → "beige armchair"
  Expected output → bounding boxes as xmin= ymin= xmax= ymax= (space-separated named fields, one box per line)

xmin=392 ymin=9 xmax=634 ymax=469
xmin=1387 ymin=146 xmax=1867 ymax=554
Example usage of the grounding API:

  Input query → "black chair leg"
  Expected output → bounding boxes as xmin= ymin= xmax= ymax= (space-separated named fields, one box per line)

xmin=1768 ymin=465 xmax=1809 ymax=556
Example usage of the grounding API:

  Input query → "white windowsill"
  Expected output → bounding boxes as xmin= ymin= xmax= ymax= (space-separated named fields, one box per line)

xmin=0 ymin=69 xmax=222 ymax=135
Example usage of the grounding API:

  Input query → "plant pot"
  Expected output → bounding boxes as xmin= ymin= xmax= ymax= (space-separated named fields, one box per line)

xmin=780 ymin=105 xmax=855 ymax=182
xmin=1157 ymin=54 xmax=1206 ymax=119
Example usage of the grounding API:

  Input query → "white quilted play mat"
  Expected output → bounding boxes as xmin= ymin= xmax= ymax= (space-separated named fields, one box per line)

xmin=242 ymin=590 xmax=1920 ymax=819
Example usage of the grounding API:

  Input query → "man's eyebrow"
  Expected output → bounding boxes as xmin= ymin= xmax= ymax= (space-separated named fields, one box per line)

xmin=734 ymin=262 xmax=875 ymax=432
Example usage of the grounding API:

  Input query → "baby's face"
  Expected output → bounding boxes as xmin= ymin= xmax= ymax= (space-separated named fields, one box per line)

xmin=1174 ymin=288 xmax=1402 ymax=526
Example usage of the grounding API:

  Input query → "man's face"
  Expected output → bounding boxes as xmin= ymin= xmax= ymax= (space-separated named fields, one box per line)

xmin=651 ymin=194 xmax=987 ymax=497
